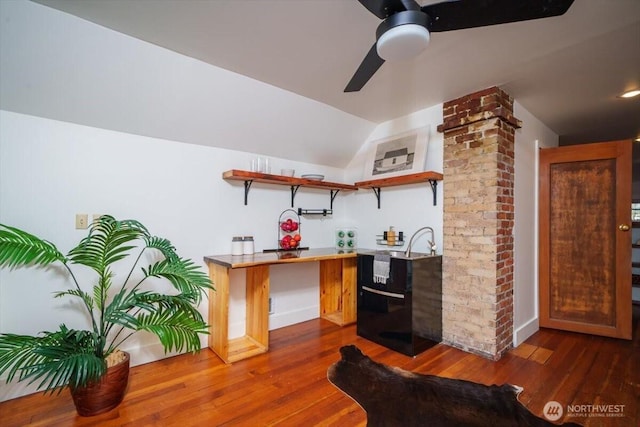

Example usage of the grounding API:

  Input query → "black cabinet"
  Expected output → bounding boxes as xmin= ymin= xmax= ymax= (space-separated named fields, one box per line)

xmin=356 ymin=254 xmax=442 ymax=356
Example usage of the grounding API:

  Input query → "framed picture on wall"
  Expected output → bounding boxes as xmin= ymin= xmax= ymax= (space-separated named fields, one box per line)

xmin=362 ymin=126 xmax=430 ymax=180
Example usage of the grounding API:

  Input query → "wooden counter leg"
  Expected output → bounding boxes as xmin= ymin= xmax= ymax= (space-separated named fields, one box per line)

xmin=245 ymin=265 xmax=270 ymax=352
xmin=207 ymin=263 xmax=270 ymax=363
xmin=207 ymin=261 xmax=230 ymax=362
xmin=341 ymin=257 xmax=357 ymax=324
xmin=319 ymin=257 xmax=357 ymax=326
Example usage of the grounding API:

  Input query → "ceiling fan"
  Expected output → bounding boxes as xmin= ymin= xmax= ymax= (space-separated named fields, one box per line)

xmin=344 ymin=0 xmax=574 ymax=92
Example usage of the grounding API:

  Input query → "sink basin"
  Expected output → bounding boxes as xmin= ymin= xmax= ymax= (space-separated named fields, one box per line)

xmin=374 ymin=250 xmax=433 ymax=260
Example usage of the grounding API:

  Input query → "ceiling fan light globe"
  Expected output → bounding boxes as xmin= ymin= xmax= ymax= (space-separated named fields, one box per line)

xmin=376 ymin=24 xmax=430 ymax=61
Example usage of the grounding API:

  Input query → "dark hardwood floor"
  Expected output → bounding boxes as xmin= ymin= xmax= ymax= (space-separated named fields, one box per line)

xmin=1 ymin=306 xmax=638 ymax=426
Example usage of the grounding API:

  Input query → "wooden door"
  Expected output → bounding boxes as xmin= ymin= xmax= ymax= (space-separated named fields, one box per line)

xmin=539 ymin=139 xmax=632 ymax=339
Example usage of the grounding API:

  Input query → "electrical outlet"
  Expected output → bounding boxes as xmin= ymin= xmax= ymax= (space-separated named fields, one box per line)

xmin=75 ymin=214 xmax=88 ymax=229
xmin=92 ymin=214 xmax=102 ymax=223
xmin=269 ymin=297 xmax=274 ymax=314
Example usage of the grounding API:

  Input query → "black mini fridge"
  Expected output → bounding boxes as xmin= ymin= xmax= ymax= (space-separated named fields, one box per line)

xmin=356 ymin=253 xmax=442 ymax=356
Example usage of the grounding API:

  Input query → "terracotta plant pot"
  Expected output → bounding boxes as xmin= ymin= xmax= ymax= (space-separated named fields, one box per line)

xmin=70 ymin=352 xmax=130 ymax=417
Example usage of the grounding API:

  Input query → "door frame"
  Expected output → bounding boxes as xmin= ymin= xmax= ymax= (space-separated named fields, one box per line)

xmin=539 ymin=139 xmax=632 ymax=339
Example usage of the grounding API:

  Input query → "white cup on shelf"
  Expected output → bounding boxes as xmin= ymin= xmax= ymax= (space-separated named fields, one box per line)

xmin=260 ymin=157 xmax=271 ymax=173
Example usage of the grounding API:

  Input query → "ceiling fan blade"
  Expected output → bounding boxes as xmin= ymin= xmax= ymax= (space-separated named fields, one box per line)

xmin=423 ymin=0 xmax=574 ymax=32
xmin=344 ymin=43 xmax=385 ymax=92
xmin=357 ymin=0 xmax=414 ymax=19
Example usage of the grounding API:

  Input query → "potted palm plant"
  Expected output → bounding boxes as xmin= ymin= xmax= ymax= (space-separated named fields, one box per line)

xmin=0 ymin=215 xmax=212 ymax=416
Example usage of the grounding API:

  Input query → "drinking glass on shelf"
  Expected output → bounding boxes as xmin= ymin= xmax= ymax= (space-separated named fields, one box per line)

xmin=257 ymin=157 xmax=271 ymax=173
xmin=250 ymin=157 xmax=271 ymax=173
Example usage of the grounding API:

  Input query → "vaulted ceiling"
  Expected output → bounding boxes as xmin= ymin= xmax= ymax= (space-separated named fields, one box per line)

xmin=31 ymin=0 xmax=640 ymax=145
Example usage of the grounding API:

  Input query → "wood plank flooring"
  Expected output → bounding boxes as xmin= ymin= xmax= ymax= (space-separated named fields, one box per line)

xmin=1 ymin=306 xmax=638 ymax=426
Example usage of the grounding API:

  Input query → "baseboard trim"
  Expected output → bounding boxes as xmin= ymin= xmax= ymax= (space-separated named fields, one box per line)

xmin=269 ymin=305 xmax=319 ymax=330
xmin=513 ymin=317 xmax=539 ymax=347
xmin=0 ymin=379 xmax=41 ymax=402
xmin=228 ymin=305 xmax=320 ymax=339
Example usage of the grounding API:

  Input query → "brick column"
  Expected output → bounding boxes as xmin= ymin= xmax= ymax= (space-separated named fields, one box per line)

xmin=437 ymin=87 xmax=521 ymax=359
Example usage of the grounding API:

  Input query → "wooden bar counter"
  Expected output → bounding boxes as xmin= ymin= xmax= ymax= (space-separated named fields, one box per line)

xmin=203 ymin=248 xmax=357 ymax=363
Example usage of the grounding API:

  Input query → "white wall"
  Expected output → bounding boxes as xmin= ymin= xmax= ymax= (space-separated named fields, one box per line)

xmin=512 ymin=101 xmax=559 ymax=346
xmin=344 ymin=104 xmax=445 ymax=253
xmin=0 ymin=110 xmax=348 ymax=400
xmin=0 ymin=0 xmax=375 ymax=168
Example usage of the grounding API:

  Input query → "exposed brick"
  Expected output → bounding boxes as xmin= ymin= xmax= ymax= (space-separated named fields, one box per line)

xmin=441 ymin=86 xmax=518 ymax=360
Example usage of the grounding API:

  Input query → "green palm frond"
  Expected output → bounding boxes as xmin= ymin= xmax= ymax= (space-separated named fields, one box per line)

xmin=102 ymin=288 xmax=142 ymax=330
xmin=67 ymin=215 xmax=147 ymax=275
xmin=105 ymin=290 xmax=201 ymax=322
xmin=31 ymin=352 xmax=105 ymax=392
xmin=93 ymin=275 xmax=114 ymax=311
xmin=134 ymin=292 xmax=204 ymax=319
xmin=103 ymin=291 xmax=205 ymax=348
xmin=0 ymin=224 xmax=66 ymax=268
xmin=0 ymin=326 xmax=105 ymax=392
xmin=0 ymin=334 xmax=48 ymax=383
xmin=144 ymin=236 xmax=179 ymax=262
xmin=143 ymin=258 xmax=213 ymax=302
xmin=133 ymin=310 xmax=208 ymax=354
xmin=54 ymin=289 xmax=94 ymax=312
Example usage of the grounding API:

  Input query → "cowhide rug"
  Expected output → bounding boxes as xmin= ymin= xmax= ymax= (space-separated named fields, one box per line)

xmin=327 ymin=345 xmax=581 ymax=427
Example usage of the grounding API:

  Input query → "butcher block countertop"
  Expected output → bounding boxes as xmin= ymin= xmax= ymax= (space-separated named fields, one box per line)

xmin=203 ymin=247 xmax=357 ymax=269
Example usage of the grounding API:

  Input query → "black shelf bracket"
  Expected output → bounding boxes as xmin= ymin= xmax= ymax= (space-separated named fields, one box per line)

xmin=372 ymin=187 xmax=381 ymax=209
xmin=243 ymin=180 xmax=253 ymax=205
xmin=429 ymin=179 xmax=438 ymax=206
xmin=369 ymin=181 xmax=438 ymax=209
xmin=330 ymin=190 xmax=340 ymax=210
xmin=290 ymin=185 xmax=301 ymax=207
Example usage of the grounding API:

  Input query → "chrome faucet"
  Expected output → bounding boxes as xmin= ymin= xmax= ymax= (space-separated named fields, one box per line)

xmin=404 ymin=226 xmax=437 ymax=257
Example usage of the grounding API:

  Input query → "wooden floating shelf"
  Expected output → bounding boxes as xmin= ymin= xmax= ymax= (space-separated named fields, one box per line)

xmin=354 ymin=171 xmax=444 ymax=209
xmin=355 ymin=171 xmax=443 ymax=189
xmin=223 ymin=170 xmax=357 ymax=191
xmin=223 ymin=170 xmax=444 ymax=209
xmin=223 ymin=169 xmax=357 ymax=207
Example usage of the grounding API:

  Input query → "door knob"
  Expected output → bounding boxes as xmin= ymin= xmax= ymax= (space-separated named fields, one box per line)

xmin=618 ymin=224 xmax=630 ymax=231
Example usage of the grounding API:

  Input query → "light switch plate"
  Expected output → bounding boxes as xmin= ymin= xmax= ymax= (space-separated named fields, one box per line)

xmin=75 ymin=214 xmax=88 ymax=229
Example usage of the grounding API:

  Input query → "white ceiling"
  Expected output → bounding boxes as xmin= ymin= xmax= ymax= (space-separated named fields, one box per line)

xmin=31 ymin=0 xmax=640 ymax=148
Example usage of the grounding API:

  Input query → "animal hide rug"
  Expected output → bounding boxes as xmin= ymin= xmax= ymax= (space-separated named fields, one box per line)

xmin=327 ymin=345 xmax=581 ymax=427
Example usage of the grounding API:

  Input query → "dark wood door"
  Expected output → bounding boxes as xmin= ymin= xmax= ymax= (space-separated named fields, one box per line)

xmin=539 ymin=139 xmax=632 ymax=339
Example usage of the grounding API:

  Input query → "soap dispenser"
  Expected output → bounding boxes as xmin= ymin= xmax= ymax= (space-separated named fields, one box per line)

xmin=387 ymin=226 xmax=396 ymax=246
